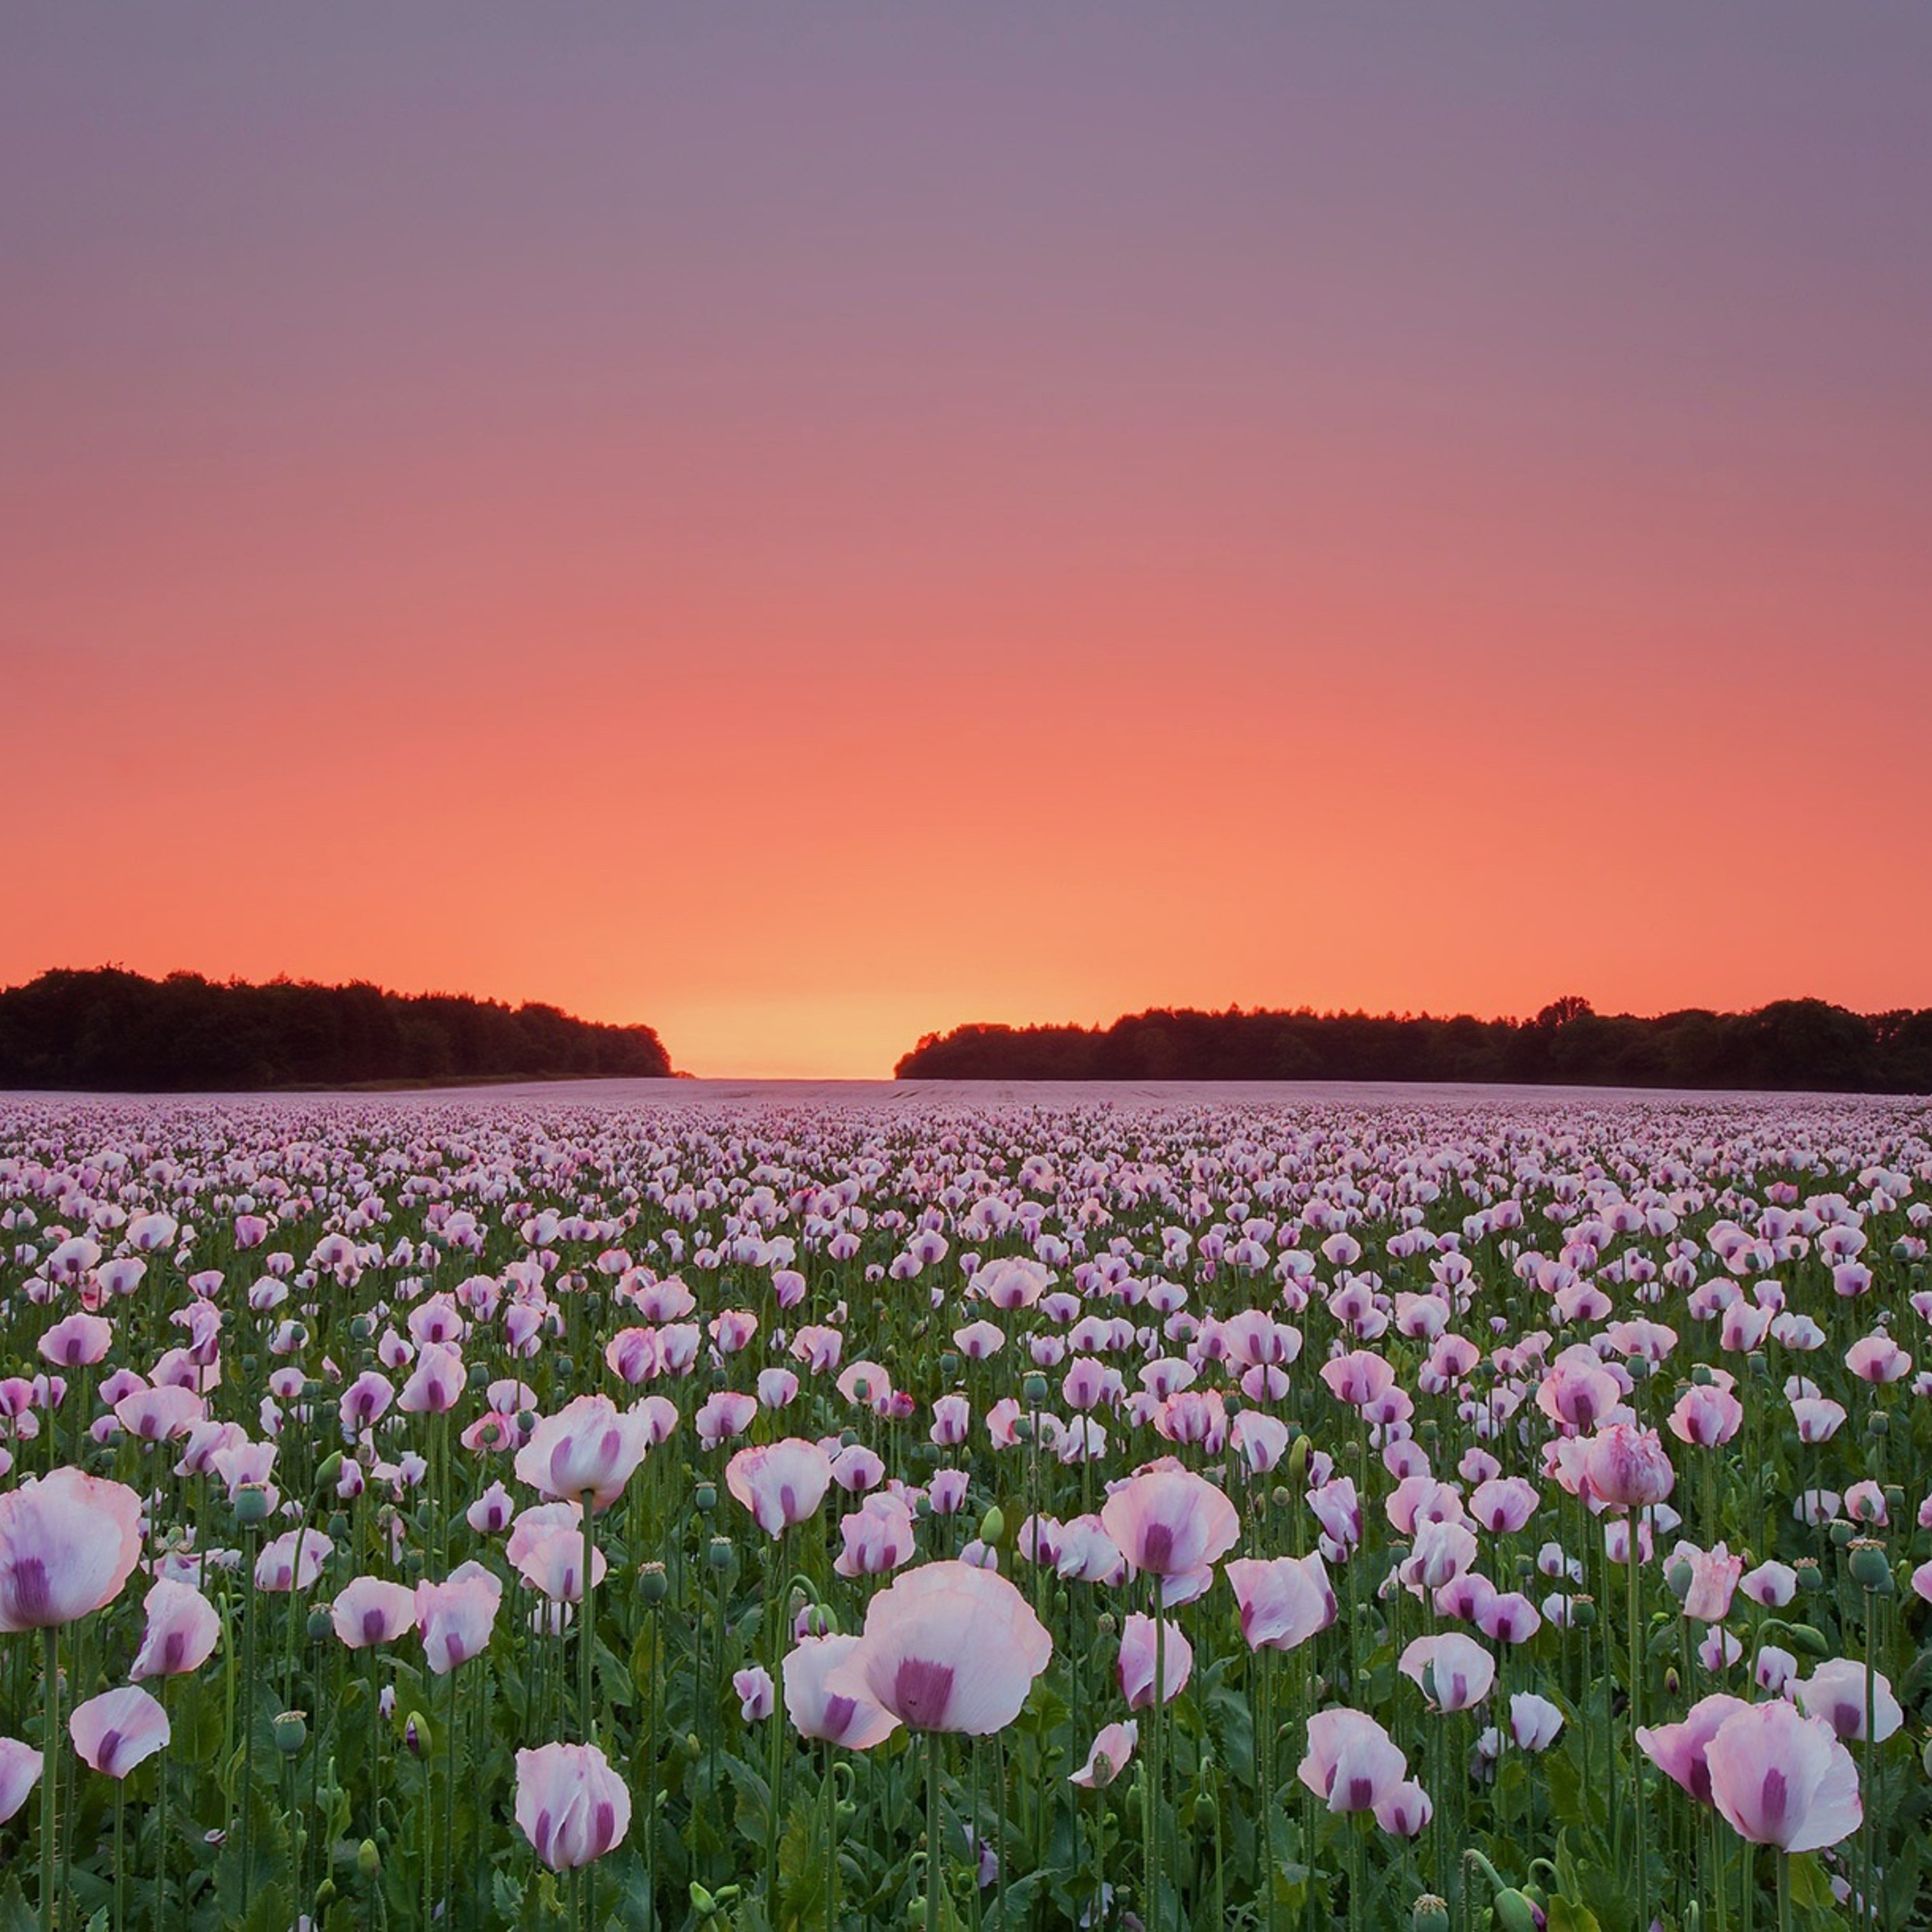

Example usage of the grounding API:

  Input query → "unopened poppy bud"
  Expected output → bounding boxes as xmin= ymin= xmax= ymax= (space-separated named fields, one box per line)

xmin=1195 ymin=1794 xmax=1218 ymax=1829
xmin=1289 ymin=1434 xmax=1311 ymax=1490
xmin=638 ymin=1561 xmax=669 ymax=1605
xmin=1785 ymin=1623 xmax=1829 ymax=1657
xmin=315 ymin=1878 xmax=336 ymax=1908
xmin=274 ymin=1711 xmax=308 ymax=1755
xmin=356 ymin=1840 xmax=380 ymax=1881
xmin=1666 ymin=1559 xmax=1694 ymax=1602
xmin=404 ymin=1711 xmax=430 ymax=1756
xmin=314 ymin=1452 xmax=343 ymax=1492
xmin=1664 ymin=1667 xmax=1680 ymax=1697
xmin=979 ymin=1504 xmax=1006 ymax=1547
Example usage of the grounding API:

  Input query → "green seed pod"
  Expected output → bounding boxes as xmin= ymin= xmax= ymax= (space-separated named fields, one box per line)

xmin=273 ymin=1711 xmax=308 ymax=1755
xmin=638 ymin=1561 xmax=669 ymax=1605
xmin=1412 ymin=1897 xmax=1451 ymax=1932
xmin=326 ymin=1511 xmax=349 ymax=1542
xmin=466 ymin=1361 xmax=490 ymax=1390
xmin=306 ymin=1606 xmax=333 ymax=1643
xmin=938 ymin=1351 xmax=959 ymax=1380
xmin=1021 ymin=1373 xmax=1048 ymax=1408
xmin=1570 ymin=1595 xmax=1598 ymax=1629
xmin=706 ymin=1535 xmax=736 ymax=1574
xmin=1829 ymin=1520 xmax=1855 ymax=1548
xmin=1691 ymin=1363 xmax=1713 ymax=1386
xmin=1794 ymin=1558 xmax=1824 ymax=1592
xmin=694 ymin=1482 xmax=718 ymax=1513
xmin=1666 ymin=1558 xmax=1694 ymax=1602
xmin=1848 ymin=1543 xmax=1893 ymax=1593
xmin=232 ymin=1484 xmax=272 ymax=1525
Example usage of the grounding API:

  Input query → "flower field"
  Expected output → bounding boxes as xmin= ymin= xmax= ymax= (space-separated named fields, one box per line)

xmin=1 ymin=1089 xmax=1930 ymax=1932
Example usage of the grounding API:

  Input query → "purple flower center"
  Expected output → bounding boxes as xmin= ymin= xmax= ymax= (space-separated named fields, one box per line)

xmin=891 ymin=1656 xmax=956 ymax=1730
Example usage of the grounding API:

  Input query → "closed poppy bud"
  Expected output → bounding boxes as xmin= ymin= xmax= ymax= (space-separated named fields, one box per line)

xmin=357 ymin=1840 xmax=380 ymax=1880
xmin=979 ymin=1504 xmax=1006 ymax=1547
xmin=405 ymin=1711 xmax=430 ymax=1756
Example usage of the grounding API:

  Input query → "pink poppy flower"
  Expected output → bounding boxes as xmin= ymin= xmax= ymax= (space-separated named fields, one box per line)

xmin=1069 ymin=1720 xmax=1138 ymax=1789
xmin=71 ymin=1686 xmax=170 ymax=1778
xmin=1117 ymin=1612 xmax=1193 ymax=1711
xmin=1704 ymin=1702 xmax=1861 ymax=1852
xmin=416 ymin=1561 xmax=503 ymax=1673
xmin=780 ymin=1635 xmax=900 ymax=1749
xmin=1581 ymin=1425 xmax=1674 ymax=1508
xmin=0 ymin=1468 xmax=144 ymax=1632
xmin=1636 ymin=1691 xmax=1752 ymax=1805
xmin=1298 ymin=1709 xmax=1408 ymax=1814
xmin=1400 ymin=1634 xmax=1494 ymax=1712
xmin=513 ymin=1395 xmax=651 ymax=1512
xmin=725 ymin=1439 xmax=833 ymax=1538
xmin=1099 ymin=1466 xmax=1240 ymax=1578
xmin=0 ymin=1739 xmax=41 ymax=1824
xmin=1224 ymin=1554 xmax=1336 ymax=1653
xmin=129 ymin=1579 xmax=221 ymax=1680
xmin=330 ymin=1576 xmax=419 ymax=1650
xmin=828 ymin=1560 xmax=1051 ymax=1735
xmin=514 ymin=1742 xmax=631 ymax=1869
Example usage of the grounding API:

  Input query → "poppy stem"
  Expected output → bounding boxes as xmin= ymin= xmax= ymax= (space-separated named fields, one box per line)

xmin=39 ymin=1624 xmax=59 ymax=1932
xmin=1628 ymin=1506 xmax=1647 ymax=1932
xmin=926 ymin=1728 xmax=942 ymax=1932
xmin=579 ymin=1491 xmax=597 ymax=1932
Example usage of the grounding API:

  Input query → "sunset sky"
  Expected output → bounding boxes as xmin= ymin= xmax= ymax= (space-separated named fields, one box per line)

xmin=4 ymin=7 xmax=1929 ymax=1077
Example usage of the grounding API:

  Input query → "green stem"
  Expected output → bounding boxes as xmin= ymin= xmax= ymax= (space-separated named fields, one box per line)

xmin=1628 ymin=1509 xmax=1648 ymax=1932
xmin=40 ymin=1625 xmax=58 ymax=1932
xmin=927 ymin=1730 xmax=942 ymax=1932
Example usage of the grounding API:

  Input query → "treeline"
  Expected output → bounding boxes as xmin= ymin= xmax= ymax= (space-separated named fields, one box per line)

xmin=894 ymin=996 xmax=1932 ymax=1093
xmin=0 ymin=969 xmax=673 ymax=1090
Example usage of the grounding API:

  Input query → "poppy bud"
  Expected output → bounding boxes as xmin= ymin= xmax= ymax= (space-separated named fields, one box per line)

xmin=979 ymin=1504 xmax=1006 ymax=1547
xmin=357 ymin=1840 xmax=380 ymax=1881
xmin=404 ymin=1711 xmax=430 ymax=1756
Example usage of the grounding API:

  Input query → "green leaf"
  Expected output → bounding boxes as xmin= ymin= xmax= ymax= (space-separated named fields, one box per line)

xmin=1548 ymin=1901 xmax=1604 ymax=1932
xmin=1788 ymin=1852 xmax=1835 ymax=1913
xmin=0 ymin=1879 xmax=33 ymax=1932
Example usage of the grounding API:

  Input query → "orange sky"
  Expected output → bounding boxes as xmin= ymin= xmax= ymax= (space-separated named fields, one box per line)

xmin=3 ymin=9 xmax=1929 ymax=1076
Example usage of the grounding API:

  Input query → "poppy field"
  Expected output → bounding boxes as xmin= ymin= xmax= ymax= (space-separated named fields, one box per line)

xmin=1 ymin=1089 xmax=1930 ymax=1932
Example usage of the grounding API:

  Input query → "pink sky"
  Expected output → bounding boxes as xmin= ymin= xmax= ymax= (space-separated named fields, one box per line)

xmin=3 ymin=8 xmax=1929 ymax=1075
